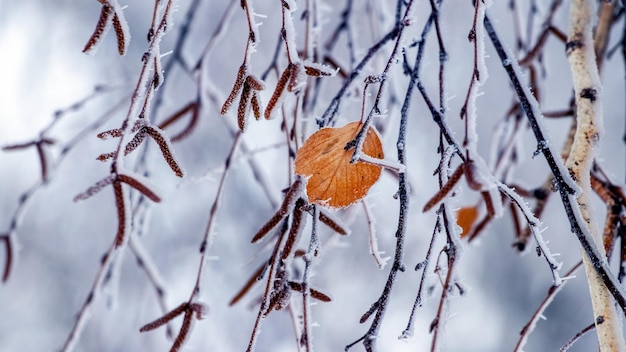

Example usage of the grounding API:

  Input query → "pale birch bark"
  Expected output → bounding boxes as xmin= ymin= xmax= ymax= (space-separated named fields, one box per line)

xmin=565 ymin=1 xmax=626 ymax=350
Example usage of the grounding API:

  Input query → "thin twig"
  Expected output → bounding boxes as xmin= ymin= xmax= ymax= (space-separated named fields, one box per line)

xmin=61 ymin=245 xmax=118 ymax=352
xmin=247 ymin=221 xmax=290 ymax=352
xmin=319 ymin=26 xmax=402 ymax=127
xmin=300 ymin=205 xmax=319 ymax=351
xmin=559 ymin=319 xmax=601 ymax=352
xmin=514 ymin=261 xmax=583 ymax=352
xmin=400 ymin=216 xmax=441 ymax=339
xmin=362 ymin=200 xmax=389 ymax=269
xmin=129 ymin=235 xmax=174 ymax=339
xmin=345 ymin=4 xmax=418 ymax=350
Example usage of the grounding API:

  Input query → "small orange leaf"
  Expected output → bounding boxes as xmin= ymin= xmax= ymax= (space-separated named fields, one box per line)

xmin=457 ymin=206 xmax=479 ymax=238
xmin=294 ymin=122 xmax=383 ymax=208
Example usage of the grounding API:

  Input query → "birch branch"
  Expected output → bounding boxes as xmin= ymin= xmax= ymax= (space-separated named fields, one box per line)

xmin=565 ymin=1 xmax=626 ymax=350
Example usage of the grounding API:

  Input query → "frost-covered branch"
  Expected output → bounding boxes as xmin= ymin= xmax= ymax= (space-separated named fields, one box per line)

xmin=318 ymin=24 xmax=402 ymax=127
xmin=484 ymin=11 xmax=626 ymax=314
xmin=496 ymin=181 xmax=562 ymax=285
xmin=344 ymin=2 xmax=420 ymax=351
xmin=362 ymin=200 xmax=390 ymax=269
xmin=61 ymin=244 xmax=119 ymax=352
xmin=428 ymin=143 xmax=465 ymax=352
xmin=514 ymin=262 xmax=583 ymax=352
xmin=565 ymin=0 xmax=626 ymax=349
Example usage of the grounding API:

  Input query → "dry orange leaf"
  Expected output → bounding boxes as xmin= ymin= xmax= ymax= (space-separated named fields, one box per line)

xmin=294 ymin=122 xmax=384 ymax=208
xmin=457 ymin=206 xmax=479 ymax=238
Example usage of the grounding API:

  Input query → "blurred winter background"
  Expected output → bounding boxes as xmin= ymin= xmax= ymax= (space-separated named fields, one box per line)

xmin=1 ymin=0 xmax=625 ymax=351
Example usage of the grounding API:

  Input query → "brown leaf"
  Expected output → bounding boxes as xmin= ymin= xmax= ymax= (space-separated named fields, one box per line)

xmin=457 ymin=206 xmax=479 ymax=238
xmin=294 ymin=122 xmax=384 ymax=208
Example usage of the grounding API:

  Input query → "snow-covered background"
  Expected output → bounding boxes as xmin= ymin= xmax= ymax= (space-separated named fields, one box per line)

xmin=1 ymin=0 xmax=625 ymax=351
